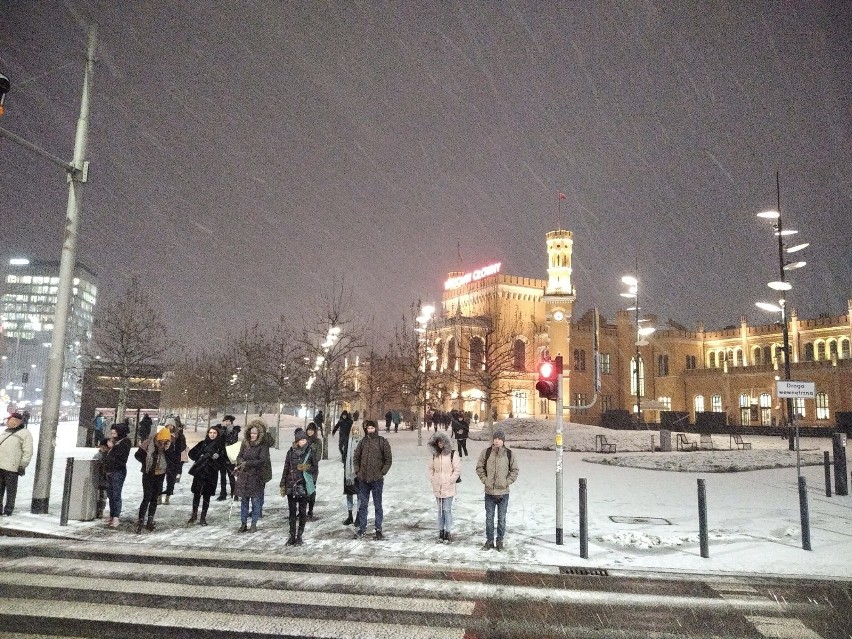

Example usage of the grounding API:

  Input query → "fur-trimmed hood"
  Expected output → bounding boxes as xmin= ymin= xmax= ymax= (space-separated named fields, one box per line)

xmin=427 ymin=431 xmax=453 ymax=456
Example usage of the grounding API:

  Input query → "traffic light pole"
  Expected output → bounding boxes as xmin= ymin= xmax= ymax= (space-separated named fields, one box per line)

xmin=555 ymin=367 xmax=564 ymax=545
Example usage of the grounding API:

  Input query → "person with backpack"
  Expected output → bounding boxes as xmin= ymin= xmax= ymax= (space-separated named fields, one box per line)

xmin=280 ymin=427 xmax=318 ymax=545
xmin=0 ymin=412 xmax=33 ymax=516
xmin=353 ymin=420 xmax=392 ymax=540
xmin=427 ymin=431 xmax=460 ymax=543
xmin=475 ymin=429 xmax=519 ymax=551
xmin=218 ymin=415 xmax=239 ymax=500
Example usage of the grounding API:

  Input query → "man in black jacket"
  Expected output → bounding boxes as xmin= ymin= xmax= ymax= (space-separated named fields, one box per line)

xmin=353 ymin=420 xmax=392 ymax=540
xmin=218 ymin=415 xmax=239 ymax=500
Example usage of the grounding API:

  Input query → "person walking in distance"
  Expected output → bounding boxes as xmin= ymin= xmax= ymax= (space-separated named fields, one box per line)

xmin=304 ymin=422 xmax=323 ymax=520
xmin=475 ymin=429 xmax=519 ymax=551
xmin=353 ymin=420 xmax=392 ymax=540
xmin=186 ymin=426 xmax=226 ymax=525
xmin=331 ymin=410 xmax=353 ymax=462
xmin=0 ymin=412 xmax=33 ymax=516
xmin=342 ymin=419 xmax=364 ymax=526
xmin=427 ymin=431 xmax=460 ymax=543
xmin=450 ymin=410 xmax=470 ymax=458
xmin=384 ymin=410 xmax=392 ymax=433
xmin=133 ymin=427 xmax=172 ymax=533
xmin=280 ymin=427 xmax=318 ymax=545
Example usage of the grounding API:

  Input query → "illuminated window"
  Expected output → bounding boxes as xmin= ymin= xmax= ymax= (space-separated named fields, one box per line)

xmin=711 ymin=394 xmax=722 ymax=412
xmin=694 ymin=395 xmax=705 ymax=413
xmin=815 ymin=393 xmax=829 ymax=420
xmin=759 ymin=393 xmax=772 ymax=426
xmin=630 ymin=356 xmax=645 ymax=397
xmin=793 ymin=397 xmax=806 ymax=419
xmin=600 ymin=353 xmax=611 ymax=374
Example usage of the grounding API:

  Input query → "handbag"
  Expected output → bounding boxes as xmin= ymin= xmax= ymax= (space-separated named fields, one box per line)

xmin=180 ymin=449 xmax=189 ymax=463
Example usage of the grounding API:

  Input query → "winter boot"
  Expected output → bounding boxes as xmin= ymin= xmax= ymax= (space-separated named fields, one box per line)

xmin=443 ymin=531 xmax=451 ymax=543
xmin=343 ymin=511 xmax=354 ymax=525
xmin=249 ymin=521 xmax=257 ymax=533
xmin=496 ymin=540 xmax=504 ymax=551
xmin=199 ymin=505 xmax=209 ymax=526
xmin=238 ymin=522 xmax=248 ymax=533
xmin=164 ymin=494 xmax=170 ymax=505
xmin=437 ymin=530 xmax=445 ymax=543
xmin=285 ymin=517 xmax=297 ymax=545
xmin=482 ymin=540 xmax=495 ymax=550
xmin=296 ymin=519 xmax=305 ymax=545
xmin=135 ymin=518 xmax=144 ymax=534
xmin=187 ymin=508 xmax=198 ymax=524
xmin=145 ymin=517 xmax=156 ymax=531
xmin=217 ymin=491 xmax=227 ymax=502
xmin=109 ymin=517 xmax=120 ymax=528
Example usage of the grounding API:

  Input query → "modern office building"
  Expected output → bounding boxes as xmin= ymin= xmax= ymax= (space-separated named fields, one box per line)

xmin=0 ymin=258 xmax=98 ymax=417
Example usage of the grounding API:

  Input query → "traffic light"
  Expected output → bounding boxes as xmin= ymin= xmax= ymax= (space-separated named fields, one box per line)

xmin=536 ymin=355 xmax=562 ymax=401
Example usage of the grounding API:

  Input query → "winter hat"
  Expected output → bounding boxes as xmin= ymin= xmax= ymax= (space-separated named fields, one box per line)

xmin=492 ymin=429 xmax=506 ymax=442
xmin=293 ymin=427 xmax=307 ymax=442
xmin=223 ymin=415 xmax=236 ymax=423
xmin=7 ymin=412 xmax=24 ymax=421
xmin=305 ymin=423 xmax=316 ymax=434
xmin=164 ymin=417 xmax=177 ymax=427
xmin=155 ymin=427 xmax=172 ymax=442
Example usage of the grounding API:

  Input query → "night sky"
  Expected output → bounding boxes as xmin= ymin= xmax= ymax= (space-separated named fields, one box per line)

xmin=1 ymin=2 xmax=849 ymax=350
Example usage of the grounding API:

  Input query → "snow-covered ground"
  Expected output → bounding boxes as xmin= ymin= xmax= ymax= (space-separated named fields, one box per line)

xmin=2 ymin=417 xmax=850 ymax=581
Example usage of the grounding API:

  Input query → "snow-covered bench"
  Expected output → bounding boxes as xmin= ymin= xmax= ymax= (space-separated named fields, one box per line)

xmin=595 ymin=434 xmax=616 ymax=453
xmin=730 ymin=433 xmax=752 ymax=450
xmin=676 ymin=434 xmax=698 ymax=451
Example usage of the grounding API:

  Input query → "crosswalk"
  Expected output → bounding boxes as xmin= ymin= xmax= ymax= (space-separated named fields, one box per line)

xmin=0 ymin=541 xmax=837 ymax=638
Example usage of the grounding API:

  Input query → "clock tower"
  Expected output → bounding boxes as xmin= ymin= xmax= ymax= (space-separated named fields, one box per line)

xmin=542 ymin=229 xmax=576 ymax=407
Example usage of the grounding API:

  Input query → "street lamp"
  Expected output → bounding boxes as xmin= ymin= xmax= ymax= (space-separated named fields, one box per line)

xmin=415 ymin=304 xmax=435 ymax=447
xmin=621 ymin=276 xmax=655 ymax=428
xmin=754 ymin=172 xmax=811 ymax=551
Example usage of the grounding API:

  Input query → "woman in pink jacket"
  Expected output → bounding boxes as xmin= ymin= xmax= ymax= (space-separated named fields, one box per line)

xmin=427 ymin=431 xmax=461 ymax=543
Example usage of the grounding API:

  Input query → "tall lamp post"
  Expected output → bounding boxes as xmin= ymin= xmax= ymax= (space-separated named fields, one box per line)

xmin=755 ymin=173 xmax=811 ymax=550
xmin=620 ymin=276 xmax=655 ymax=427
xmin=0 ymin=27 xmax=97 ymax=514
xmin=415 ymin=305 xmax=435 ymax=447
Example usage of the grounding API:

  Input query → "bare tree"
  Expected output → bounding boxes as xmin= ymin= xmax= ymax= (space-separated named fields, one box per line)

xmin=299 ymin=279 xmax=367 ymax=459
xmin=354 ymin=346 xmax=395 ymax=421
xmin=226 ymin=323 xmax=271 ymax=426
xmin=88 ymin=278 xmax=175 ymax=421
xmin=266 ymin=316 xmax=310 ymax=433
xmin=388 ymin=302 xmax=430 ymax=444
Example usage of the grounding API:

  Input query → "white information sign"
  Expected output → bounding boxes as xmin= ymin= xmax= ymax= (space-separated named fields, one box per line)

xmin=776 ymin=380 xmax=815 ymax=398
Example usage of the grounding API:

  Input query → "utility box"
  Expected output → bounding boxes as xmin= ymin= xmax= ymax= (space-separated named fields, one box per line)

xmin=833 ymin=433 xmax=848 ymax=496
xmin=659 ymin=430 xmax=672 ymax=452
xmin=65 ymin=458 xmax=100 ymax=521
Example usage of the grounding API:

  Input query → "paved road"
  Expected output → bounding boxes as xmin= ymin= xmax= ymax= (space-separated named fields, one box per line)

xmin=0 ymin=539 xmax=848 ymax=638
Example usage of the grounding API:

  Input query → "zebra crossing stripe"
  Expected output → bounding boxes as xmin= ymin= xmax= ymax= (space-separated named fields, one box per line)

xmin=746 ymin=615 xmax=824 ymax=638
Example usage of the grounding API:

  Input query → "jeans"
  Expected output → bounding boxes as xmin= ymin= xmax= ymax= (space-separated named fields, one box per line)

xmin=107 ymin=468 xmax=127 ymax=518
xmin=436 ymin=496 xmax=454 ymax=533
xmin=139 ymin=473 xmax=166 ymax=520
xmin=484 ymin=493 xmax=509 ymax=542
xmin=240 ymin=496 xmax=260 ymax=526
xmin=356 ymin=478 xmax=384 ymax=533
xmin=0 ymin=470 xmax=20 ymax=515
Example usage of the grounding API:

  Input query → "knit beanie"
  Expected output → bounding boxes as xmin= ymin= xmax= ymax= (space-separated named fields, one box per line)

xmin=155 ymin=427 xmax=172 ymax=442
xmin=493 ymin=429 xmax=506 ymax=442
xmin=293 ymin=427 xmax=307 ymax=442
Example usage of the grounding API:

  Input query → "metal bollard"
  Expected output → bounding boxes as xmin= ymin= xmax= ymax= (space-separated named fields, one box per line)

xmin=824 ymin=451 xmax=832 ymax=497
xmin=698 ymin=478 xmax=709 ymax=558
xmin=60 ymin=457 xmax=74 ymax=527
xmin=798 ymin=476 xmax=811 ymax=550
xmin=579 ymin=478 xmax=588 ymax=559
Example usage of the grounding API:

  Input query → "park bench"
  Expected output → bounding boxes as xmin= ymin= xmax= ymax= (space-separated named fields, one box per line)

xmin=595 ymin=434 xmax=617 ymax=453
xmin=730 ymin=433 xmax=752 ymax=450
xmin=700 ymin=433 xmax=715 ymax=450
xmin=676 ymin=433 xmax=698 ymax=451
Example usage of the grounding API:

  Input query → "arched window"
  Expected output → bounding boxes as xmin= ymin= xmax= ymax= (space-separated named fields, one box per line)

xmin=708 ymin=352 xmax=717 ymax=368
xmin=815 ymin=341 xmax=825 ymax=361
xmin=763 ymin=346 xmax=772 ymax=365
xmin=752 ymin=346 xmax=762 ymax=365
xmin=447 ymin=338 xmax=457 ymax=372
xmin=816 ymin=392 xmax=830 ymax=420
xmin=804 ymin=343 xmax=815 ymax=362
xmin=828 ymin=340 xmax=838 ymax=359
xmin=469 ymin=337 xmax=485 ymax=371
xmin=740 ymin=393 xmax=752 ymax=425
xmin=694 ymin=395 xmax=705 ymax=413
xmin=759 ymin=392 xmax=772 ymax=426
xmin=630 ymin=356 xmax=645 ymax=397
xmin=711 ymin=394 xmax=722 ymax=412
xmin=735 ymin=349 xmax=744 ymax=367
xmin=513 ymin=339 xmax=526 ymax=371
xmin=657 ymin=354 xmax=669 ymax=376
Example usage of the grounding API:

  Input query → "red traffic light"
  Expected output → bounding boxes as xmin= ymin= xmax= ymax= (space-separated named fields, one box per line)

xmin=539 ymin=361 xmax=554 ymax=378
xmin=536 ymin=356 xmax=562 ymax=401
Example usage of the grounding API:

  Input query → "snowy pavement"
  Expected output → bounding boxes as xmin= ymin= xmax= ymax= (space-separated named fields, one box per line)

xmin=1 ymin=417 xmax=850 ymax=582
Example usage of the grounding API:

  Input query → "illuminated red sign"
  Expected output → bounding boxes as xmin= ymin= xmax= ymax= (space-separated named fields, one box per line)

xmin=444 ymin=262 xmax=502 ymax=290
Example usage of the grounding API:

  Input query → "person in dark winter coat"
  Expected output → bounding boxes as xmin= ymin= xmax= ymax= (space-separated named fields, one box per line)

xmin=353 ymin=420 xmax=392 ymax=540
xmin=161 ymin=417 xmax=186 ymax=504
xmin=475 ymin=429 xmax=519 ymax=551
xmin=251 ymin=418 xmax=275 ymax=518
xmin=218 ymin=415 xmax=239 ymax=500
xmin=234 ymin=422 xmax=270 ymax=532
xmin=384 ymin=410 xmax=392 ymax=433
xmin=331 ymin=410 xmax=353 ymax=462
xmin=133 ymin=427 xmax=172 ymax=533
xmin=304 ymin=422 xmax=323 ymax=519
xmin=342 ymin=420 xmax=364 ymax=526
xmin=312 ymin=410 xmax=325 ymax=438
xmin=279 ymin=427 xmax=318 ymax=545
xmin=137 ymin=413 xmax=153 ymax=441
xmin=186 ymin=426 xmax=226 ymax=525
xmin=450 ymin=411 xmax=470 ymax=458
xmin=104 ymin=421 xmax=131 ymax=527
xmin=428 ymin=431 xmax=461 ymax=542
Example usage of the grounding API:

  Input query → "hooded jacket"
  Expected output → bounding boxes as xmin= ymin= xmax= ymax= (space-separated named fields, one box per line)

xmin=427 ymin=432 xmax=460 ymax=498
xmin=104 ymin=424 xmax=131 ymax=474
xmin=249 ymin=418 xmax=275 ymax=483
xmin=188 ymin=428 xmax=226 ymax=496
xmin=280 ymin=440 xmax=318 ymax=497
xmin=353 ymin=429 xmax=392 ymax=483
xmin=234 ymin=425 xmax=270 ymax=498
xmin=476 ymin=443 xmax=519 ymax=496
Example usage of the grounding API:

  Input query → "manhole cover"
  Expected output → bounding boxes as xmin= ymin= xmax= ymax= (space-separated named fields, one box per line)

xmin=609 ymin=516 xmax=671 ymax=525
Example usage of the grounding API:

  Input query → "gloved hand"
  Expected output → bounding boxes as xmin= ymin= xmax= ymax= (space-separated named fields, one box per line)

xmin=296 ymin=463 xmax=308 ymax=471
xmin=279 ymin=486 xmax=286 ymax=497
xmin=17 ymin=466 xmax=25 ymax=477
